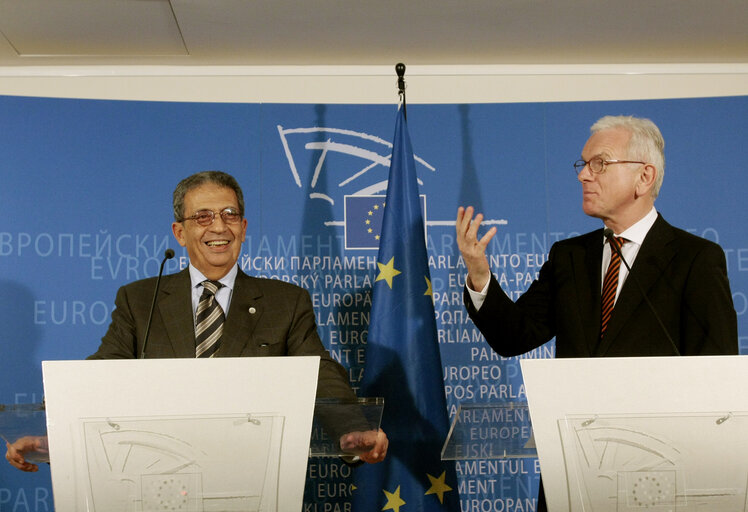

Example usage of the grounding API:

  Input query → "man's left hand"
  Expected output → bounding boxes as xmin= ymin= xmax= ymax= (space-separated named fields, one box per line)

xmin=339 ymin=428 xmax=388 ymax=464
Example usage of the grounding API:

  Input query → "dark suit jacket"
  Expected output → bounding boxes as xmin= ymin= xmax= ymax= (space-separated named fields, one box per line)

xmin=465 ymin=214 xmax=738 ymax=358
xmin=88 ymin=267 xmax=357 ymax=401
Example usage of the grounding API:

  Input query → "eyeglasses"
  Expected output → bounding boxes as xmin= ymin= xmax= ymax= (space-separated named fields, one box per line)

xmin=574 ymin=156 xmax=646 ymax=174
xmin=180 ymin=208 xmax=242 ymax=226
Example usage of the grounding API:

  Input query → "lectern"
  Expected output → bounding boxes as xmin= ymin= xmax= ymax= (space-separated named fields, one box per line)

xmin=2 ymin=357 xmax=384 ymax=512
xmin=521 ymin=355 xmax=748 ymax=512
xmin=42 ymin=357 xmax=320 ymax=512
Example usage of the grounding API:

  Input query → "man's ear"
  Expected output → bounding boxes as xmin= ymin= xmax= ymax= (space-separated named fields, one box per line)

xmin=239 ymin=217 xmax=247 ymax=243
xmin=635 ymin=163 xmax=657 ymax=198
xmin=172 ymin=222 xmax=187 ymax=247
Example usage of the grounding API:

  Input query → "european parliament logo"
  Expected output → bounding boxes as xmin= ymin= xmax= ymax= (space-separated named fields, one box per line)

xmin=277 ymin=125 xmax=435 ymax=205
xmin=277 ymin=123 xmax=506 ymax=250
xmin=344 ymin=194 xmax=427 ymax=250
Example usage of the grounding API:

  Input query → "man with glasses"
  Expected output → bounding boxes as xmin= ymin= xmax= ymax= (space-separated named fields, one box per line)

xmin=456 ymin=115 xmax=737 ymax=510
xmin=7 ymin=170 xmax=387 ymax=471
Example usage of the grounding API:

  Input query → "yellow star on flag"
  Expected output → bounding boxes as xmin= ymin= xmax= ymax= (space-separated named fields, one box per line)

xmin=424 ymin=276 xmax=433 ymax=297
xmin=382 ymin=485 xmax=406 ymax=512
xmin=425 ymin=471 xmax=452 ymax=504
xmin=375 ymin=256 xmax=401 ymax=288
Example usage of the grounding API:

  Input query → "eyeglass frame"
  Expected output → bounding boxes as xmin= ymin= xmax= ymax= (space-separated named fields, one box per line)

xmin=573 ymin=156 xmax=647 ymax=175
xmin=178 ymin=207 xmax=243 ymax=226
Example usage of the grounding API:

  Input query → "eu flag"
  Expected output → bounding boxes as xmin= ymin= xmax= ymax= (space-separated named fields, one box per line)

xmin=353 ymin=107 xmax=459 ymax=511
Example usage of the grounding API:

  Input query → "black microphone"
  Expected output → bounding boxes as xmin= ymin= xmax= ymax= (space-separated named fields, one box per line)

xmin=396 ymin=63 xmax=406 ymax=95
xmin=603 ymin=228 xmax=681 ymax=356
xmin=395 ymin=62 xmax=407 ymax=120
xmin=140 ymin=249 xmax=175 ymax=359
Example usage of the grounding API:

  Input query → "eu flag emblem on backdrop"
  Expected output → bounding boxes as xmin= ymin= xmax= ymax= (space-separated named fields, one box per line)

xmin=345 ymin=195 xmax=428 ymax=250
xmin=352 ymin=107 xmax=459 ymax=511
xmin=345 ymin=195 xmax=387 ymax=250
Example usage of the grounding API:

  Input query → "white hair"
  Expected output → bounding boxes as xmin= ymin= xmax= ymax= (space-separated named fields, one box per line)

xmin=591 ymin=115 xmax=665 ymax=198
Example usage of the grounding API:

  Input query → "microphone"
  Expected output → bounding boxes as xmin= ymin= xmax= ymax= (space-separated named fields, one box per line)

xmin=603 ymin=228 xmax=681 ymax=356
xmin=140 ymin=249 xmax=175 ymax=359
xmin=395 ymin=62 xmax=407 ymax=119
xmin=396 ymin=63 xmax=406 ymax=95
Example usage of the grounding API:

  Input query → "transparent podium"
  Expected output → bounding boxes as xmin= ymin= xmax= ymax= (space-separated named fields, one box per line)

xmin=12 ymin=357 xmax=386 ymax=512
xmin=0 ymin=403 xmax=49 ymax=463
xmin=309 ymin=397 xmax=384 ymax=457
xmin=441 ymin=402 xmax=537 ymax=460
xmin=2 ymin=359 xmax=383 ymax=512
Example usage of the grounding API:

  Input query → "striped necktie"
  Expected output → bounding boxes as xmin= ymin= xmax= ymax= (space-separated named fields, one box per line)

xmin=195 ymin=280 xmax=224 ymax=358
xmin=600 ymin=237 xmax=626 ymax=338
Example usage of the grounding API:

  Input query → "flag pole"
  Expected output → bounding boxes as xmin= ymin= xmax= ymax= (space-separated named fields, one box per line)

xmin=396 ymin=62 xmax=406 ymax=120
xmin=353 ymin=66 xmax=460 ymax=511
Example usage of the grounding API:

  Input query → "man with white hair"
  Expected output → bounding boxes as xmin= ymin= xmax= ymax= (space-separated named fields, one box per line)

xmin=456 ymin=115 xmax=738 ymax=510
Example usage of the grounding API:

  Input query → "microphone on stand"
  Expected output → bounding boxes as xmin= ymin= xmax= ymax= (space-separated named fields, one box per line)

xmin=603 ymin=228 xmax=680 ymax=356
xmin=396 ymin=62 xmax=407 ymax=120
xmin=140 ymin=249 xmax=175 ymax=359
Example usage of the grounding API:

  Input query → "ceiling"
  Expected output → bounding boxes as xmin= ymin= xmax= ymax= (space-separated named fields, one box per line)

xmin=0 ymin=0 xmax=746 ymax=68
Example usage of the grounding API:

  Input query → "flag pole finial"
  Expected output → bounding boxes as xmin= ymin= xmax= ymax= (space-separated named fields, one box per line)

xmin=396 ymin=63 xmax=406 ymax=120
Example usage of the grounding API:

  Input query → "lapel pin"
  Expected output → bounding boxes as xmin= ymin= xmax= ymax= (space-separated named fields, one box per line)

xmin=248 ymin=307 xmax=257 ymax=314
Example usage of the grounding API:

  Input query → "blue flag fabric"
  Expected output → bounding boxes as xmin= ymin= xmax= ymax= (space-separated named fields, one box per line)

xmin=352 ymin=107 xmax=460 ymax=511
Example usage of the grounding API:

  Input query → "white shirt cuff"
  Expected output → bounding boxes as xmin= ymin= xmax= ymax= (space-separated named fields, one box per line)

xmin=466 ymin=275 xmax=490 ymax=311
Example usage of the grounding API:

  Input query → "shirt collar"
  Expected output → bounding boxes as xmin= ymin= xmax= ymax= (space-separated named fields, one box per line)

xmin=188 ymin=263 xmax=238 ymax=291
xmin=604 ymin=207 xmax=658 ymax=246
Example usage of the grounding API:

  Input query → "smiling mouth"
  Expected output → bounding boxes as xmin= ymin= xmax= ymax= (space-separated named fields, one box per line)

xmin=206 ymin=240 xmax=229 ymax=247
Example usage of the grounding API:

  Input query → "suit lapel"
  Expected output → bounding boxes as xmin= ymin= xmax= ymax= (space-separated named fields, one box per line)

xmin=219 ymin=270 xmax=264 ymax=357
xmin=595 ymin=215 xmax=675 ymax=355
xmin=158 ymin=268 xmax=197 ymax=358
xmin=578 ymin=231 xmax=604 ymax=355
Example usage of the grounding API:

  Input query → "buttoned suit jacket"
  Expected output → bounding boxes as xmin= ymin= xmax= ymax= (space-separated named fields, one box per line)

xmin=465 ymin=214 xmax=738 ymax=358
xmin=89 ymin=267 xmax=356 ymax=400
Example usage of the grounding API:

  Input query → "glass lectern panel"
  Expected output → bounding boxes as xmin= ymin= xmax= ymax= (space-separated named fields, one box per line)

xmin=559 ymin=412 xmax=748 ymax=511
xmin=4 ymin=398 xmax=387 ymax=462
xmin=441 ymin=402 xmax=537 ymax=460
xmin=309 ymin=397 xmax=384 ymax=457
xmin=0 ymin=403 xmax=49 ymax=463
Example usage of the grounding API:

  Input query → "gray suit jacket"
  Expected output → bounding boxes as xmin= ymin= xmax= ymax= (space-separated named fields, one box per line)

xmin=89 ymin=267 xmax=356 ymax=400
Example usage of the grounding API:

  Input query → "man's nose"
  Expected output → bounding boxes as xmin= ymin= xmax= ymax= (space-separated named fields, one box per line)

xmin=209 ymin=215 xmax=229 ymax=231
xmin=577 ymin=163 xmax=593 ymax=182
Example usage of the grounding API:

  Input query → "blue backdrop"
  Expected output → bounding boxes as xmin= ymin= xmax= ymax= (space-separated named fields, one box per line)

xmin=1 ymin=95 xmax=746 ymax=511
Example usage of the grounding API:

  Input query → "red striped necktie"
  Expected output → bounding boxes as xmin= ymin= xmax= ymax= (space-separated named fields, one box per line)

xmin=600 ymin=237 xmax=626 ymax=338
